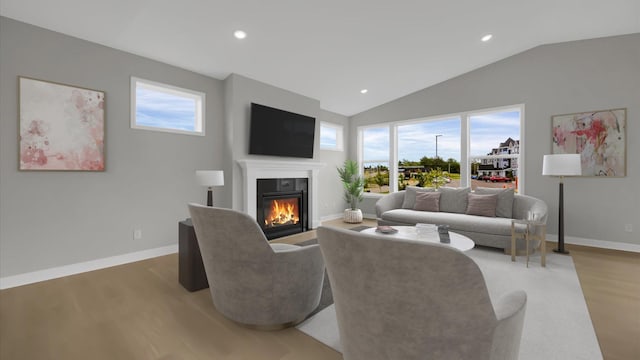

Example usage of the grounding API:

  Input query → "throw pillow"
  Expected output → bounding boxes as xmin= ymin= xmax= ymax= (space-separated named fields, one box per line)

xmin=413 ymin=192 xmax=441 ymax=212
xmin=438 ymin=187 xmax=471 ymax=214
xmin=474 ymin=187 xmax=515 ymax=218
xmin=466 ymin=193 xmax=498 ymax=217
xmin=401 ymin=186 xmax=436 ymax=209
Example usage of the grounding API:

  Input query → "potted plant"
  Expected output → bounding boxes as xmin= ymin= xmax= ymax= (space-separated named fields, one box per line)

xmin=338 ymin=159 xmax=365 ymax=223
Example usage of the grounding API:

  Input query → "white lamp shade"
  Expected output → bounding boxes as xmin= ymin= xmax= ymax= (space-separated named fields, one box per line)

xmin=196 ymin=170 xmax=224 ymax=187
xmin=542 ymin=154 xmax=582 ymax=176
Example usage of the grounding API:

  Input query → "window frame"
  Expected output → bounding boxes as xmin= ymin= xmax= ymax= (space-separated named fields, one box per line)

xmin=130 ymin=77 xmax=206 ymax=136
xmin=358 ymin=123 xmax=393 ymax=197
xmin=357 ymin=104 xmax=525 ymax=196
xmin=319 ymin=121 xmax=344 ymax=151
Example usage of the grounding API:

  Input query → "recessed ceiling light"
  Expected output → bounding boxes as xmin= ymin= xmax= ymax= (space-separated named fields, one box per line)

xmin=481 ymin=34 xmax=493 ymax=42
xmin=360 ymin=89 xmax=368 ymax=94
xmin=234 ymin=30 xmax=247 ymax=39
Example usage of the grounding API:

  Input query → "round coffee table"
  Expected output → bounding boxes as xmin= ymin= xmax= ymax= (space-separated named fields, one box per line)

xmin=360 ymin=225 xmax=475 ymax=252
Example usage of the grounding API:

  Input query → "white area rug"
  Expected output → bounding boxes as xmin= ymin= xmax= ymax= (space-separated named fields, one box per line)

xmin=297 ymin=247 xmax=602 ymax=360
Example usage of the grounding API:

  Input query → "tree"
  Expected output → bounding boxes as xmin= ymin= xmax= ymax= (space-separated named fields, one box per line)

xmin=398 ymin=174 xmax=407 ymax=190
xmin=415 ymin=167 xmax=447 ymax=188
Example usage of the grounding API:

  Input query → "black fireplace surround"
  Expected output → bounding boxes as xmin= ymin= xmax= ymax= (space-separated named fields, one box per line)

xmin=256 ymin=178 xmax=308 ymax=240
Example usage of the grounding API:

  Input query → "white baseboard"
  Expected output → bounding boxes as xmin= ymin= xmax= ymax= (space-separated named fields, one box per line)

xmin=320 ymin=213 xmax=378 ymax=223
xmin=363 ymin=212 xmax=377 ymax=220
xmin=320 ymin=213 xmax=344 ymax=222
xmin=546 ymin=233 xmax=640 ymax=253
xmin=5 ymin=232 xmax=632 ymax=290
xmin=0 ymin=244 xmax=178 ymax=290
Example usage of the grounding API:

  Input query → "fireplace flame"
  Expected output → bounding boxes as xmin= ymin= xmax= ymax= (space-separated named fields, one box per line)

xmin=264 ymin=198 xmax=299 ymax=227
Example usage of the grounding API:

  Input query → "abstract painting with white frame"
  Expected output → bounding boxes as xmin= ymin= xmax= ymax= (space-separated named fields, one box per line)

xmin=19 ymin=77 xmax=105 ymax=171
xmin=552 ymin=108 xmax=626 ymax=177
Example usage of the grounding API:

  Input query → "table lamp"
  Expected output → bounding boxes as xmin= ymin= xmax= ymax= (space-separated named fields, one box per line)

xmin=542 ymin=154 xmax=581 ymax=254
xmin=195 ymin=170 xmax=224 ymax=207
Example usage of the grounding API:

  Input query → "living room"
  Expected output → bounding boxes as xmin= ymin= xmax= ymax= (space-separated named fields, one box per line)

xmin=1 ymin=2 xmax=639 ymax=359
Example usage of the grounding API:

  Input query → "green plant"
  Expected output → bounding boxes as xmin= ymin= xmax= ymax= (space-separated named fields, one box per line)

xmin=415 ymin=172 xmax=429 ymax=187
xmin=398 ymin=174 xmax=407 ymax=190
xmin=373 ymin=167 xmax=389 ymax=188
xmin=337 ymin=160 xmax=365 ymax=210
xmin=415 ymin=168 xmax=447 ymax=188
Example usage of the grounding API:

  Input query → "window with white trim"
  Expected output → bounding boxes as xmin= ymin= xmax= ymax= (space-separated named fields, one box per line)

xmin=358 ymin=104 xmax=524 ymax=195
xmin=131 ymin=77 xmax=205 ymax=136
xmin=360 ymin=126 xmax=391 ymax=194
xmin=319 ymin=122 xmax=344 ymax=151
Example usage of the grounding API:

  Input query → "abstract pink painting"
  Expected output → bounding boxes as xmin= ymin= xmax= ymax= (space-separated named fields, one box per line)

xmin=552 ymin=108 xmax=626 ymax=177
xmin=19 ymin=77 xmax=105 ymax=171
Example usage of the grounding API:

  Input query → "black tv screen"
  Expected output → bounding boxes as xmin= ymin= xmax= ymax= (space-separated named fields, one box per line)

xmin=249 ymin=103 xmax=316 ymax=159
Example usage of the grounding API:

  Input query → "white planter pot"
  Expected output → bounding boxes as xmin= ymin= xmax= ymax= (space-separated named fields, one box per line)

xmin=343 ymin=208 xmax=363 ymax=224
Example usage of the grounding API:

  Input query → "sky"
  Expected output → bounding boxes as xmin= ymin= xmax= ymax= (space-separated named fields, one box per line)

xmin=363 ymin=110 xmax=520 ymax=163
xmin=135 ymin=87 xmax=196 ymax=131
xmin=320 ymin=125 xmax=337 ymax=148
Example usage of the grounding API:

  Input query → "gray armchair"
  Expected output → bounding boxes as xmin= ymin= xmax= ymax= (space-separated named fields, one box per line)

xmin=188 ymin=203 xmax=325 ymax=328
xmin=317 ymin=226 xmax=527 ymax=360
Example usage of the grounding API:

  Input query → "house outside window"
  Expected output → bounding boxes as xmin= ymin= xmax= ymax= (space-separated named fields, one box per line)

xmin=469 ymin=108 xmax=522 ymax=190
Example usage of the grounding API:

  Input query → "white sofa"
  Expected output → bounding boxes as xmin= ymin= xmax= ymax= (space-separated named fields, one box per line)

xmin=375 ymin=186 xmax=548 ymax=251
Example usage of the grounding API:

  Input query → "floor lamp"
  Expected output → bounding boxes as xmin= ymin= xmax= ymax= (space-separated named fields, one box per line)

xmin=542 ymin=154 xmax=581 ymax=254
xmin=195 ymin=170 xmax=224 ymax=207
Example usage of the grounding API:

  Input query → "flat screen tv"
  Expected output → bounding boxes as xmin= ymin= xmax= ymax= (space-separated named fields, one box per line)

xmin=249 ymin=103 xmax=316 ymax=159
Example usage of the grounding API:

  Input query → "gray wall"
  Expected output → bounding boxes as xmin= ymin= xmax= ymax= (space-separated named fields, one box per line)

xmin=3 ymin=15 xmax=635 ymax=281
xmin=317 ymin=109 xmax=350 ymax=218
xmin=0 ymin=17 xmax=227 ymax=277
xmin=223 ymin=74 xmax=346 ymax=218
xmin=223 ymin=74 xmax=320 ymax=211
xmin=0 ymin=19 xmax=348 ymax=279
xmin=350 ymin=34 xmax=640 ymax=246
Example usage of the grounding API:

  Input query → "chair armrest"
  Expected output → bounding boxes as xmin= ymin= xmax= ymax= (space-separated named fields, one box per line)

xmin=271 ymin=243 xmax=325 ymax=288
xmin=491 ymin=290 xmax=527 ymax=360
xmin=272 ymin=243 xmax=324 ymax=269
xmin=513 ymin=195 xmax=548 ymax=224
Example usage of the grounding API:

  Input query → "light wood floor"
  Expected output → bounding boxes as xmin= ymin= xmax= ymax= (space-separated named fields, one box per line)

xmin=1 ymin=219 xmax=638 ymax=360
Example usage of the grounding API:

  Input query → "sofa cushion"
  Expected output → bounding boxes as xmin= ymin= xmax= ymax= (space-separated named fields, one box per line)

xmin=466 ymin=193 xmax=498 ymax=217
xmin=474 ymin=187 xmax=515 ymax=218
xmin=401 ymin=186 xmax=436 ymax=209
xmin=413 ymin=192 xmax=441 ymax=212
xmin=379 ymin=209 xmax=514 ymax=236
xmin=438 ymin=187 xmax=470 ymax=214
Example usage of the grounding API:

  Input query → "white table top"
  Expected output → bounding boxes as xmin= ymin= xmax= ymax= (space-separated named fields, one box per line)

xmin=360 ymin=225 xmax=475 ymax=252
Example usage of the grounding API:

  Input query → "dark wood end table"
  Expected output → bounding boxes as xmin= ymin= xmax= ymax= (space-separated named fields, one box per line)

xmin=178 ymin=218 xmax=209 ymax=291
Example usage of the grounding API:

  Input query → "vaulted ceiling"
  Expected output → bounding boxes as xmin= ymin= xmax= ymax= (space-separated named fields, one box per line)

xmin=2 ymin=0 xmax=638 ymax=115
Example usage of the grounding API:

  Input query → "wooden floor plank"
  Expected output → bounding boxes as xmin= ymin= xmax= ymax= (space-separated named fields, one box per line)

xmin=1 ymin=219 xmax=637 ymax=359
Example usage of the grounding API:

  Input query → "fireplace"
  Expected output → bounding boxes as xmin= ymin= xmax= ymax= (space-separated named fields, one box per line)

xmin=257 ymin=178 xmax=308 ymax=239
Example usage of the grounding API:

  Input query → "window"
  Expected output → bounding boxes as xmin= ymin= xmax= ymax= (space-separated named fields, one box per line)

xmin=319 ymin=122 xmax=344 ymax=151
xmin=360 ymin=126 xmax=390 ymax=194
xmin=131 ymin=77 xmax=205 ymax=136
xmin=469 ymin=108 xmax=522 ymax=191
xmin=358 ymin=104 xmax=524 ymax=195
xmin=397 ymin=117 xmax=461 ymax=190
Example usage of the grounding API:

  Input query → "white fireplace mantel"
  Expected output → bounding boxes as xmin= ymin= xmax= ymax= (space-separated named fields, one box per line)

xmin=237 ymin=159 xmax=325 ymax=229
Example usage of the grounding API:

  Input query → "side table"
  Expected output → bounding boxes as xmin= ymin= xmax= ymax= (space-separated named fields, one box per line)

xmin=179 ymin=218 xmax=209 ymax=291
xmin=511 ymin=219 xmax=547 ymax=267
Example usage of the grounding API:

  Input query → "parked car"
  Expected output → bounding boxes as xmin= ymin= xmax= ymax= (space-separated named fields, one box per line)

xmin=490 ymin=175 xmax=511 ymax=182
xmin=479 ymin=175 xmax=492 ymax=181
xmin=471 ymin=175 xmax=478 ymax=179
